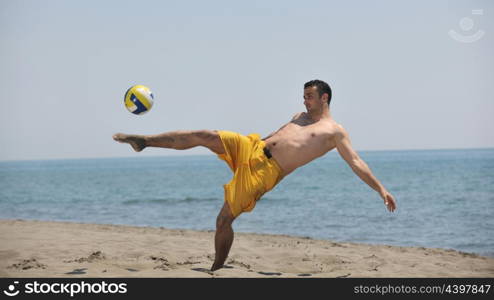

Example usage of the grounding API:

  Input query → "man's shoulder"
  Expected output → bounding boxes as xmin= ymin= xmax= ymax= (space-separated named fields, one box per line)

xmin=334 ymin=122 xmax=345 ymax=131
xmin=291 ymin=112 xmax=305 ymax=120
xmin=329 ymin=121 xmax=348 ymax=139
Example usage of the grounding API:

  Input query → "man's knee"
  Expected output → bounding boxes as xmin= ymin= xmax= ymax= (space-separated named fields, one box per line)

xmin=194 ymin=130 xmax=217 ymax=140
xmin=216 ymin=214 xmax=233 ymax=230
xmin=216 ymin=202 xmax=235 ymax=229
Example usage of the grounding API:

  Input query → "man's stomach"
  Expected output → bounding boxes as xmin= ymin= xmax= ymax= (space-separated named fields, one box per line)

xmin=264 ymin=138 xmax=333 ymax=176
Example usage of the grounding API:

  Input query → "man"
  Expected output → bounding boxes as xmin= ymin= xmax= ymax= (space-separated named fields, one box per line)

xmin=113 ymin=79 xmax=397 ymax=271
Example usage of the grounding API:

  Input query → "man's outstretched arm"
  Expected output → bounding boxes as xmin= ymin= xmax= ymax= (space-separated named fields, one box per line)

xmin=335 ymin=126 xmax=397 ymax=212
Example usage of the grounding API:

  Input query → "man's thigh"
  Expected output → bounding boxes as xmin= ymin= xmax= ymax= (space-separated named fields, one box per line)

xmin=194 ymin=130 xmax=225 ymax=155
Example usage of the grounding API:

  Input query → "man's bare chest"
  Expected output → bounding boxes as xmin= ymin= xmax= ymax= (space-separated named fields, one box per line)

xmin=276 ymin=121 xmax=336 ymax=147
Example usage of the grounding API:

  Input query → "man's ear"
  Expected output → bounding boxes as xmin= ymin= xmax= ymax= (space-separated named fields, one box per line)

xmin=321 ymin=93 xmax=328 ymax=103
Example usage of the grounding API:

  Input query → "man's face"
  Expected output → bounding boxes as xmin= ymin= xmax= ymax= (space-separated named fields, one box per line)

xmin=303 ymin=86 xmax=322 ymax=112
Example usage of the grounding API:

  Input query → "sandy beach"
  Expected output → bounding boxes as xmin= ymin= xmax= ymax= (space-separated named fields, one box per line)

xmin=1 ymin=219 xmax=493 ymax=278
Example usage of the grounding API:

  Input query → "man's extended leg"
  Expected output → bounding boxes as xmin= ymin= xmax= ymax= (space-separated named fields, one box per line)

xmin=211 ymin=201 xmax=236 ymax=271
xmin=112 ymin=130 xmax=225 ymax=154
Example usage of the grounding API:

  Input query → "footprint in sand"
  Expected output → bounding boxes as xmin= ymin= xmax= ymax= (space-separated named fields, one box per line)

xmin=150 ymin=256 xmax=171 ymax=271
xmin=65 ymin=251 xmax=106 ymax=263
xmin=9 ymin=258 xmax=47 ymax=270
xmin=65 ymin=268 xmax=87 ymax=275
xmin=227 ymin=259 xmax=250 ymax=269
xmin=126 ymin=268 xmax=139 ymax=272
xmin=258 ymin=271 xmax=282 ymax=276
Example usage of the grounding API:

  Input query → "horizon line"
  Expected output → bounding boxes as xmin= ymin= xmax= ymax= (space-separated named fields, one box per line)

xmin=1 ymin=146 xmax=493 ymax=163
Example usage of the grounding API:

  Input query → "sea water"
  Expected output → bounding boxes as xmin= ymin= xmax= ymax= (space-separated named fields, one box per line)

xmin=1 ymin=149 xmax=493 ymax=257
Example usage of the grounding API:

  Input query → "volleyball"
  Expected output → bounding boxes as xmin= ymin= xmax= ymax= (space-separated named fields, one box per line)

xmin=124 ymin=85 xmax=154 ymax=115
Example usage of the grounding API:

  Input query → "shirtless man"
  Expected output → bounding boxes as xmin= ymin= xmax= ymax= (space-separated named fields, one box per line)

xmin=113 ymin=79 xmax=397 ymax=271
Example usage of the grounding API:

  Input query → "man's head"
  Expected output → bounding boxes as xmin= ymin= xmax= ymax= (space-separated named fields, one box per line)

xmin=303 ymin=80 xmax=332 ymax=108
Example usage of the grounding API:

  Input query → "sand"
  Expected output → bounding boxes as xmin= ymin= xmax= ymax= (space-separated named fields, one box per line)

xmin=1 ymin=219 xmax=493 ymax=278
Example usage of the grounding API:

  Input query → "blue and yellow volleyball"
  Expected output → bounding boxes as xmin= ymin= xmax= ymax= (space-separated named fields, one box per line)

xmin=124 ymin=85 xmax=154 ymax=115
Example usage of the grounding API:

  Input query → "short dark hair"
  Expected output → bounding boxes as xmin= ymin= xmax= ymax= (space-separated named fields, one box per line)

xmin=304 ymin=79 xmax=332 ymax=105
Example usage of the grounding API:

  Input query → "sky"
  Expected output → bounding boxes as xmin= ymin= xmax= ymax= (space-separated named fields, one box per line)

xmin=1 ymin=0 xmax=493 ymax=161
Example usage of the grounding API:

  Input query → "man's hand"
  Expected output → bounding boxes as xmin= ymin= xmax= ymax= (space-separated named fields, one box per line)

xmin=381 ymin=191 xmax=397 ymax=212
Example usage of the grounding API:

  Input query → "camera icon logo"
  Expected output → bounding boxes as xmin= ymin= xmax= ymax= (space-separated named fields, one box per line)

xmin=448 ymin=9 xmax=485 ymax=43
xmin=3 ymin=281 xmax=20 ymax=297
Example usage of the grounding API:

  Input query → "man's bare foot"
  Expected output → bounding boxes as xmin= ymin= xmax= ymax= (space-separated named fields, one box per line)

xmin=112 ymin=133 xmax=147 ymax=152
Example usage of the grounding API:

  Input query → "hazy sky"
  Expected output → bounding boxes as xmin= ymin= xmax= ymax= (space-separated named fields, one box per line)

xmin=1 ymin=0 xmax=493 ymax=161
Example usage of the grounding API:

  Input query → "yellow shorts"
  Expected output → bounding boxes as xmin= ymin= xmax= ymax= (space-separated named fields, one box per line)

xmin=217 ymin=131 xmax=283 ymax=218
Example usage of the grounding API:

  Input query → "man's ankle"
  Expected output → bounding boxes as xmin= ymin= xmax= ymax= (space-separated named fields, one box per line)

xmin=211 ymin=263 xmax=223 ymax=271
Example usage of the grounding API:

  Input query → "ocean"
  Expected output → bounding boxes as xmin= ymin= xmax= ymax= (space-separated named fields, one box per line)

xmin=1 ymin=148 xmax=493 ymax=257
